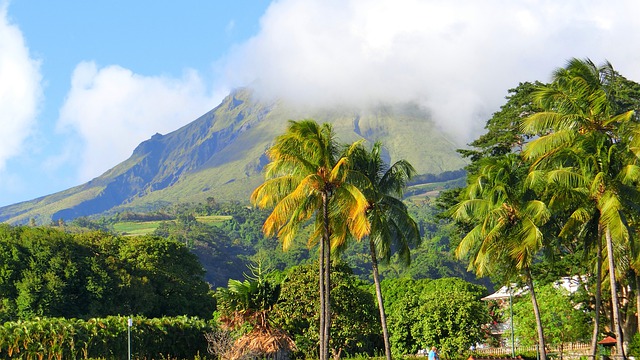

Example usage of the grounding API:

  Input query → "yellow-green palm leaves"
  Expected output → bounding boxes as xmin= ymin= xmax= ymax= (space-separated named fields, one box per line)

xmin=452 ymin=154 xmax=550 ymax=277
xmin=251 ymin=119 xmax=369 ymax=360
xmin=451 ymin=153 xmax=551 ymax=360
xmin=251 ymin=120 xmax=370 ymax=250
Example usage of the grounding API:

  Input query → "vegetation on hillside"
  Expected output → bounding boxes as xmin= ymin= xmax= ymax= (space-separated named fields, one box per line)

xmin=0 ymin=225 xmax=214 ymax=322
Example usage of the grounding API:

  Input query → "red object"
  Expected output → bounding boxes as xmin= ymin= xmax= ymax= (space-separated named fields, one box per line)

xmin=598 ymin=336 xmax=617 ymax=346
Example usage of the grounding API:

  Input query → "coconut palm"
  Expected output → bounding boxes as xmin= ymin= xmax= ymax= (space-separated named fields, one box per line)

xmin=522 ymin=58 xmax=640 ymax=359
xmin=350 ymin=141 xmax=420 ymax=360
xmin=451 ymin=153 xmax=551 ymax=360
xmin=251 ymin=119 xmax=370 ymax=360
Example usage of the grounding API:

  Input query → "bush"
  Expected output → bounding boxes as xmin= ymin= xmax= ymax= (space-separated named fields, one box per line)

xmin=628 ymin=332 xmax=640 ymax=358
xmin=0 ymin=315 xmax=216 ymax=359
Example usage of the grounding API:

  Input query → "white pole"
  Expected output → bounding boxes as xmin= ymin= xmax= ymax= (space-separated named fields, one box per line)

xmin=510 ymin=288 xmax=515 ymax=358
xmin=128 ymin=317 xmax=132 ymax=360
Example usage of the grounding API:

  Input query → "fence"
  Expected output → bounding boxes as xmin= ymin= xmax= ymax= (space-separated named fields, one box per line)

xmin=474 ymin=342 xmax=593 ymax=358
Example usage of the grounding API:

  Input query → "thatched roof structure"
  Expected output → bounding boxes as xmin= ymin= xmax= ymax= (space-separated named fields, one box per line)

xmin=228 ymin=326 xmax=297 ymax=360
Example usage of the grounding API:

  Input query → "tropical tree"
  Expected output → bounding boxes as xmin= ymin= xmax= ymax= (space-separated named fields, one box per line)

xmin=522 ymin=58 xmax=640 ymax=358
xmin=251 ymin=119 xmax=370 ymax=360
xmin=384 ymin=278 xmax=430 ymax=357
xmin=216 ymin=262 xmax=295 ymax=359
xmin=273 ymin=261 xmax=380 ymax=358
xmin=457 ymin=81 xmax=543 ymax=163
xmin=350 ymin=141 xmax=420 ymax=360
xmin=416 ymin=278 xmax=489 ymax=358
xmin=451 ymin=153 xmax=551 ymax=360
xmin=511 ymin=283 xmax=590 ymax=358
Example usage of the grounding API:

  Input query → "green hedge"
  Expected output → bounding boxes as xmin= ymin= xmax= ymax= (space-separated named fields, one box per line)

xmin=0 ymin=316 xmax=216 ymax=359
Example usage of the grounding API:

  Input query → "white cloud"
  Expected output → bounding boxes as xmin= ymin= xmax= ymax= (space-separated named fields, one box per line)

xmin=222 ymin=0 xmax=640 ymax=142
xmin=0 ymin=1 xmax=41 ymax=171
xmin=42 ymin=0 xmax=640 ymax=188
xmin=58 ymin=61 xmax=220 ymax=182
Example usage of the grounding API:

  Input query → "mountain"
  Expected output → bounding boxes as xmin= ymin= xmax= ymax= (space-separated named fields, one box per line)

xmin=0 ymin=88 xmax=467 ymax=224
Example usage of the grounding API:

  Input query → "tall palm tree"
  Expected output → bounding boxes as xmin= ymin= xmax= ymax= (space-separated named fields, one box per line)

xmin=451 ymin=153 xmax=551 ymax=360
xmin=350 ymin=141 xmax=420 ymax=360
xmin=522 ymin=58 xmax=640 ymax=359
xmin=251 ymin=119 xmax=370 ymax=360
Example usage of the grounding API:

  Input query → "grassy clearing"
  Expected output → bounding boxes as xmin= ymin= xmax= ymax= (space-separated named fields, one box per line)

xmin=113 ymin=221 xmax=164 ymax=236
xmin=113 ymin=215 xmax=232 ymax=236
xmin=196 ymin=215 xmax=232 ymax=224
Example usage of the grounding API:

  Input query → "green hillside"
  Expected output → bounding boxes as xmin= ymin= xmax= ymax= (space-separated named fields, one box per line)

xmin=0 ymin=88 xmax=467 ymax=224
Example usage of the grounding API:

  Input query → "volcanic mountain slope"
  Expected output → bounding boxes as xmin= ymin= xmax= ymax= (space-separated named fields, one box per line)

xmin=0 ymin=88 xmax=467 ymax=224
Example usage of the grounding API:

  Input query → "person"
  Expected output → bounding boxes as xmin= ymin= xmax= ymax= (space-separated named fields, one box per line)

xmin=428 ymin=346 xmax=439 ymax=360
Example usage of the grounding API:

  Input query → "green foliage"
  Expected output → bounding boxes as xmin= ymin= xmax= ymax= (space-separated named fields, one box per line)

xmin=0 ymin=315 xmax=215 ymax=359
xmin=415 ymin=278 xmax=489 ymax=358
xmin=384 ymin=277 xmax=488 ymax=359
xmin=384 ymin=278 xmax=430 ymax=357
xmin=340 ymin=197 xmax=487 ymax=287
xmin=272 ymin=262 xmax=382 ymax=359
xmin=511 ymin=283 xmax=591 ymax=347
xmin=628 ymin=332 xmax=640 ymax=358
xmin=458 ymin=81 xmax=543 ymax=163
xmin=0 ymin=225 xmax=214 ymax=321
xmin=117 ymin=235 xmax=215 ymax=318
xmin=153 ymin=213 xmax=249 ymax=288
xmin=216 ymin=262 xmax=282 ymax=326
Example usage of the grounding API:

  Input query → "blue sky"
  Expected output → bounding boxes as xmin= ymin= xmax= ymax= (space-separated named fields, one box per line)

xmin=2 ymin=0 xmax=640 ymax=207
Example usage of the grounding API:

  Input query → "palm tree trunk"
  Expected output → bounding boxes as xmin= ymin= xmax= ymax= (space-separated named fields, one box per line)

xmin=636 ymin=273 xmax=640 ymax=336
xmin=605 ymin=228 xmax=626 ymax=359
xmin=370 ymin=238 xmax=392 ymax=360
xmin=324 ymin=236 xmax=331 ymax=360
xmin=590 ymin=233 xmax=603 ymax=360
xmin=319 ymin=229 xmax=326 ymax=360
xmin=321 ymin=192 xmax=331 ymax=360
xmin=526 ymin=268 xmax=547 ymax=360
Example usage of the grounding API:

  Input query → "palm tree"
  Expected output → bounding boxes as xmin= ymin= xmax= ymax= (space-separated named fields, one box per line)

xmin=350 ymin=141 xmax=420 ymax=360
xmin=522 ymin=58 xmax=640 ymax=359
xmin=251 ymin=119 xmax=370 ymax=360
xmin=451 ymin=153 xmax=551 ymax=360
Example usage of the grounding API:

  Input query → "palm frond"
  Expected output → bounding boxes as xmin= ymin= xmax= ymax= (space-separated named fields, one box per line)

xmin=522 ymin=129 xmax=576 ymax=162
xmin=599 ymin=191 xmax=629 ymax=243
xmin=511 ymin=217 xmax=543 ymax=269
xmin=546 ymin=168 xmax=584 ymax=188
xmin=619 ymin=164 xmax=640 ymax=185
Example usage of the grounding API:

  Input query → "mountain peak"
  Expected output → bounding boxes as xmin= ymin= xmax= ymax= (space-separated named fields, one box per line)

xmin=0 ymin=89 xmax=466 ymax=224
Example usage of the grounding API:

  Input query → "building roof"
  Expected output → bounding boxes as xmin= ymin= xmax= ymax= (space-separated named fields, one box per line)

xmin=482 ymin=276 xmax=585 ymax=301
xmin=598 ymin=336 xmax=617 ymax=346
xmin=481 ymin=285 xmax=527 ymax=301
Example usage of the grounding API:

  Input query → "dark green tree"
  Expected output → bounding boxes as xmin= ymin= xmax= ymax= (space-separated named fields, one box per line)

xmin=118 ymin=235 xmax=214 ymax=318
xmin=511 ymin=283 xmax=590 ymax=356
xmin=458 ymin=82 xmax=543 ymax=164
xmin=416 ymin=278 xmax=489 ymax=358
xmin=0 ymin=225 xmax=215 ymax=320
xmin=273 ymin=262 xmax=380 ymax=359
